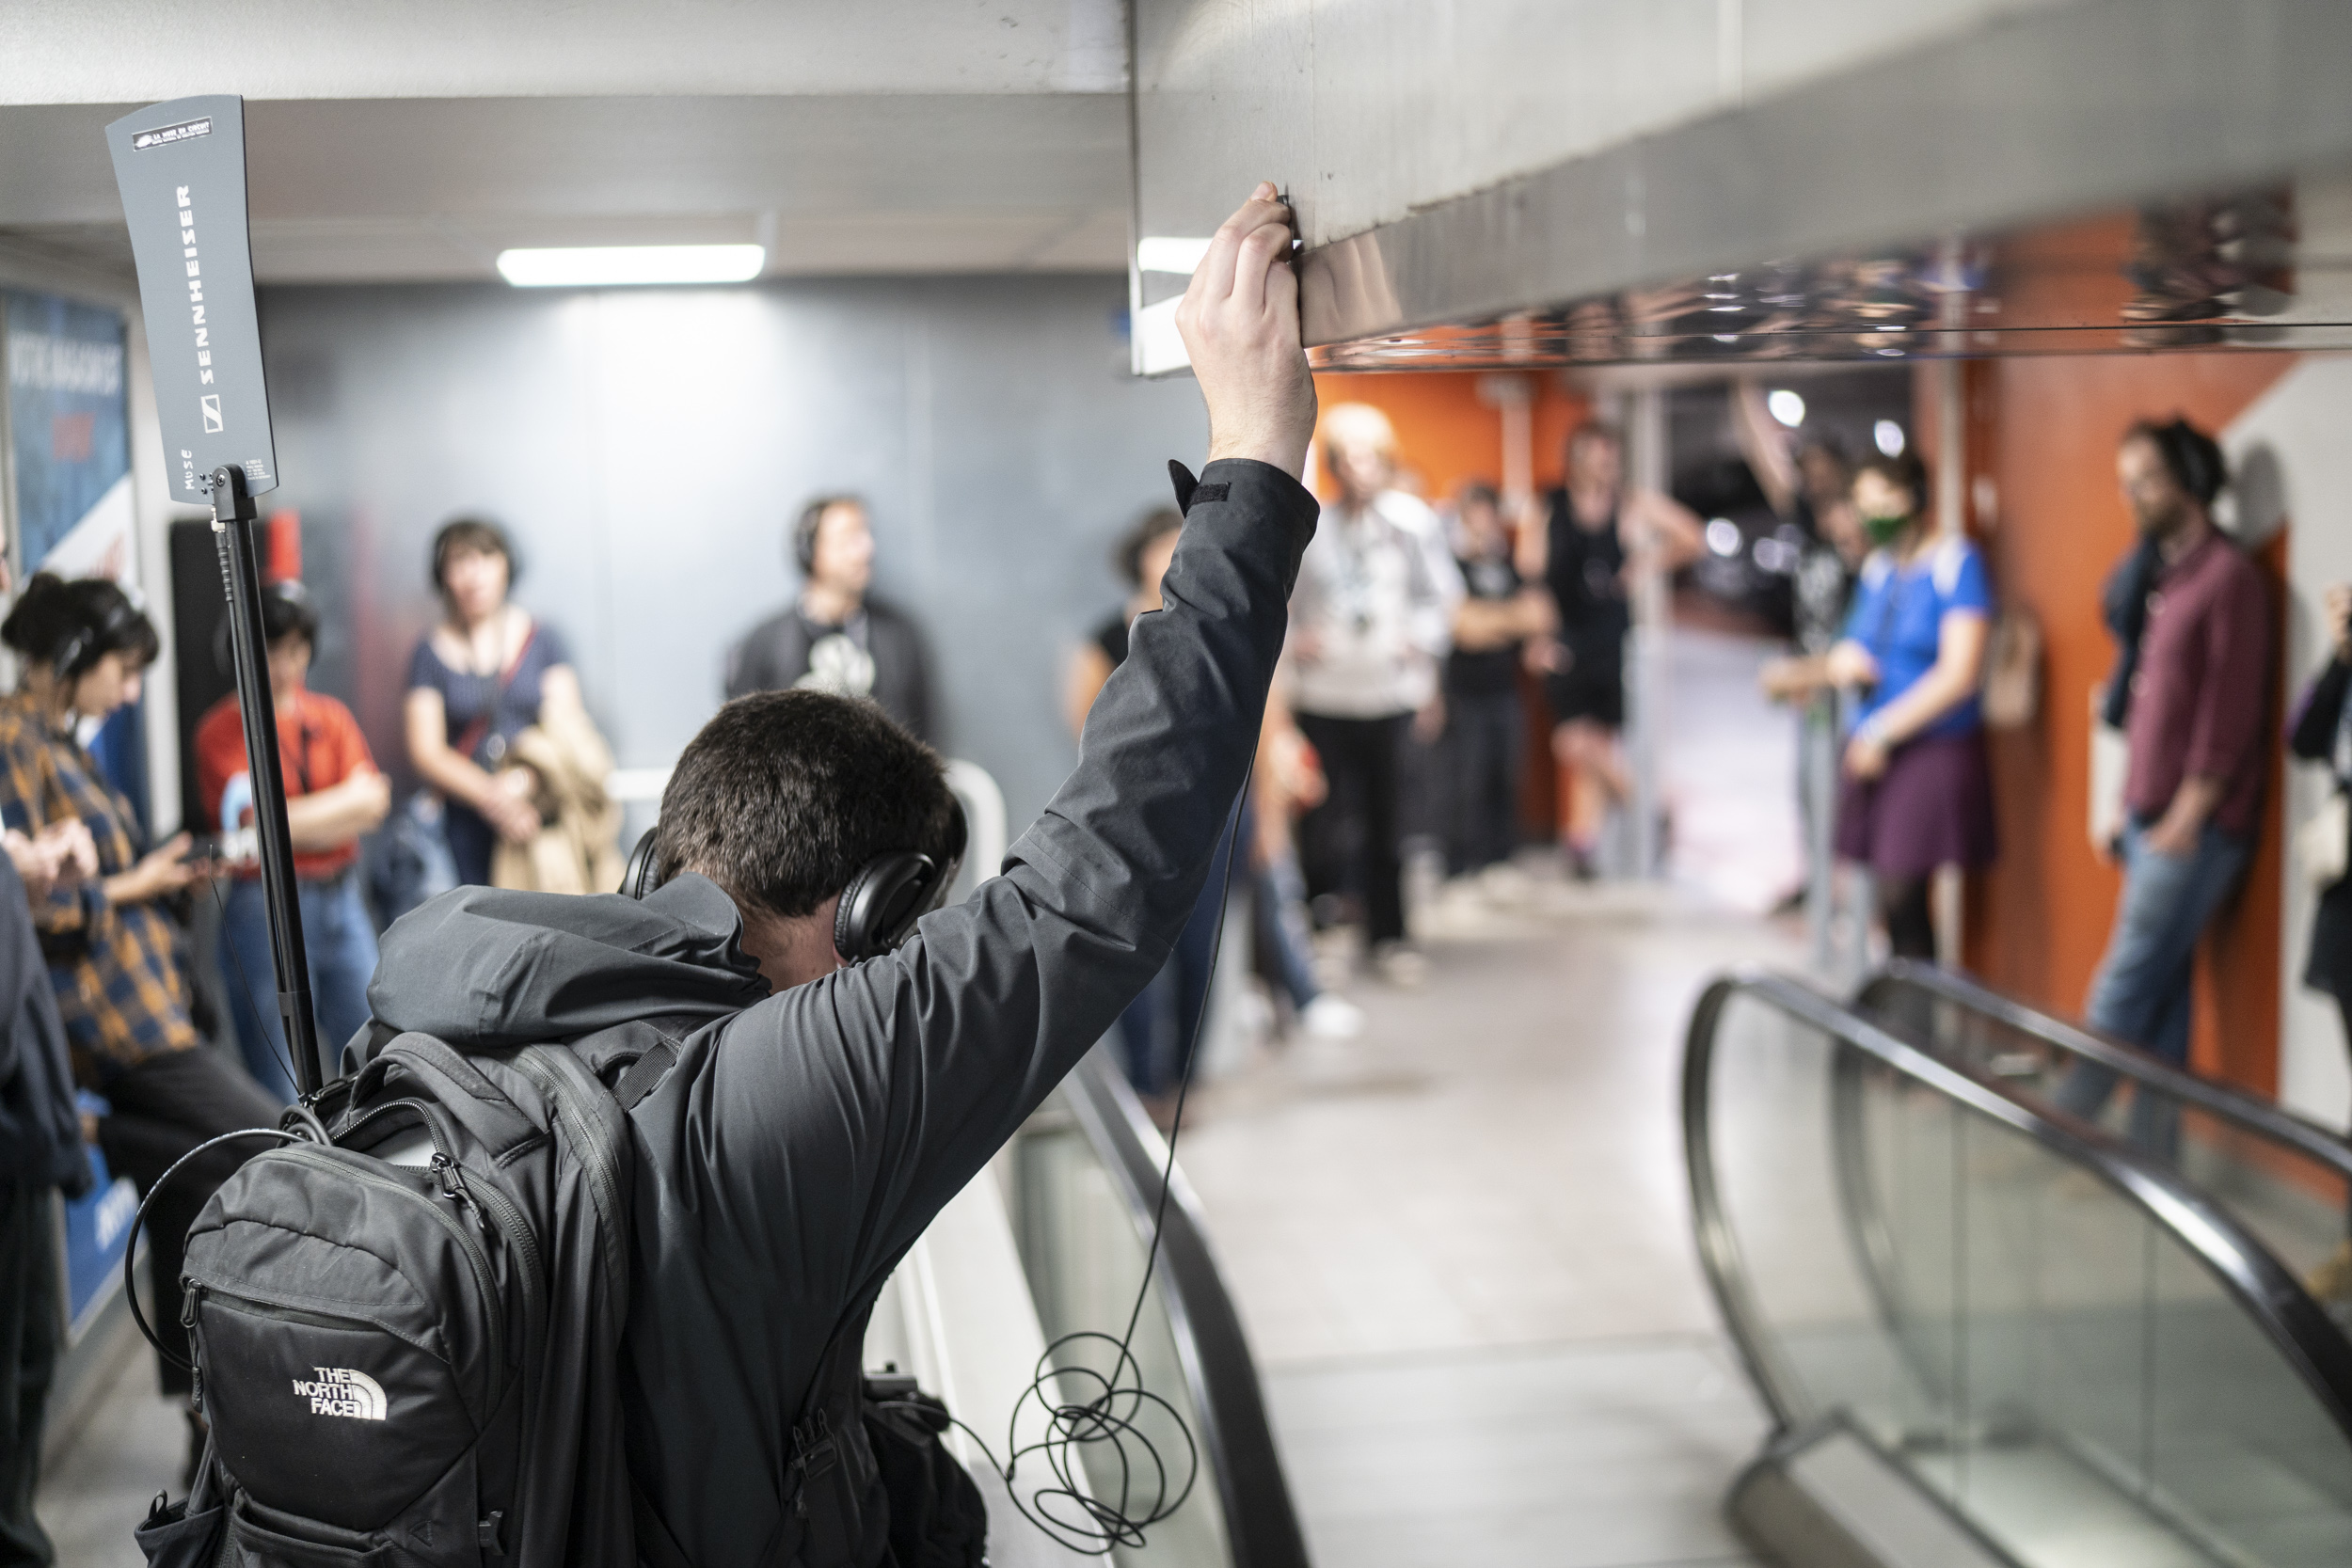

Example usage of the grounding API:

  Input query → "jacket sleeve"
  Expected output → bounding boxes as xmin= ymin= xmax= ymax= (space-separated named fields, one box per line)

xmin=2291 ymin=656 xmax=2352 ymax=764
xmin=697 ymin=460 xmax=1316 ymax=1301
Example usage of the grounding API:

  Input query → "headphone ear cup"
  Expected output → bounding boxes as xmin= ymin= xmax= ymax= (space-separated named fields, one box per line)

xmin=834 ymin=852 xmax=938 ymax=963
xmin=53 ymin=630 xmax=89 ymax=681
xmin=622 ymin=827 xmax=665 ymax=900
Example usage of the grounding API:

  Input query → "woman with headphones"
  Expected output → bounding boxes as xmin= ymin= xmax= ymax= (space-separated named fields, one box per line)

xmin=404 ymin=516 xmax=585 ymax=887
xmin=0 ymin=571 xmax=278 ymax=1474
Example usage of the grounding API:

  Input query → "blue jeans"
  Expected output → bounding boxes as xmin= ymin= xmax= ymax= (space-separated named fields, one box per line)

xmin=1116 ymin=805 xmax=1244 ymax=1097
xmin=220 ymin=872 xmax=381 ymax=1102
xmin=2054 ymin=819 xmax=2250 ymax=1160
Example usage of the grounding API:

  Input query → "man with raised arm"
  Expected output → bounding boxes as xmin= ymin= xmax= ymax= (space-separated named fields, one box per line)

xmin=365 ymin=184 xmax=1317 ymax=1567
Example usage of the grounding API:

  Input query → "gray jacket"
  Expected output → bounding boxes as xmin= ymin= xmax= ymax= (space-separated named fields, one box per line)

xmin=369 ymin=459 xmax=1317 ymax=1567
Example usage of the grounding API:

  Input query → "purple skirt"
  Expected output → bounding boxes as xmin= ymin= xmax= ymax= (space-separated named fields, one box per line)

xmin=1835 ymin=728 xmax=1997 ymax=879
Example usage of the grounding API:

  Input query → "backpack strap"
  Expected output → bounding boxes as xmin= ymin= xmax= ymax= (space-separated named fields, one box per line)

xmin=612 ymin=1041 xmax=676 ymax=1112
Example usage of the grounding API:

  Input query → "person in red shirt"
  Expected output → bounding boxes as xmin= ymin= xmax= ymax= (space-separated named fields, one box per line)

xmin=194 ymin=581 xmax=390 ymax=1100
xmin=2056 ymin=418 xmax=2272 ymax=1159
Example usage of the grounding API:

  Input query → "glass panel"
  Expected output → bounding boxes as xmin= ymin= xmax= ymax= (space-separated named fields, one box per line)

xmin=1704 ymin=987 xmax=2352 ymax=1565
xmin=1008 ymin=1102 xmax=1231 ymax=1568
xmin=1871 ymin=979 xmax=2352 ymax=1291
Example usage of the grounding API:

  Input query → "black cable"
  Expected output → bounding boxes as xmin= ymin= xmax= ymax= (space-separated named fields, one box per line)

xmin=913 ymin=764 xmax=1253 ymax=1555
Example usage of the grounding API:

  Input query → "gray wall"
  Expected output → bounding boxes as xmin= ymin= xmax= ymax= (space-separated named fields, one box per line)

xmin=255 ymin=275 xmax=1206 ymax=832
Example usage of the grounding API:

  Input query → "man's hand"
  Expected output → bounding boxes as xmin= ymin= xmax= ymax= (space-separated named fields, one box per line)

xmin=1176 ymin=182 xmax=1316 ymax=480
xmin=2328 ymin=582 xmax=2352 ymax=661
xmin=3 ymin=831 xmax=54 ymax=900
xmin=2143 ymin=775 xmax=2222 ymax=859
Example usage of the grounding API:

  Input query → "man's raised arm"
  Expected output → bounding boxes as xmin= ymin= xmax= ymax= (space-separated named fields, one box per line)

xmin=724 ymin=185 xmax=1322 ymax=1280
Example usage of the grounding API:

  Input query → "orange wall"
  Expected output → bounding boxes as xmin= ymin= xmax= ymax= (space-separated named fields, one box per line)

xmin=1309 ymin=371 xmax=1591 ymax=504
xmin=1955 ymin=219 xmax=2296 ymax=1091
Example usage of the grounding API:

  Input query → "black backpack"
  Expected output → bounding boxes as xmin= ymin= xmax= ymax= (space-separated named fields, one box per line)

xmin=135 ymin=1019 xmax=987 ymax=1568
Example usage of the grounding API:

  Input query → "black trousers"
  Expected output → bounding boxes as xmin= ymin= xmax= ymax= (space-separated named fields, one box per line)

xmin=1296 ymin=711 xmax=1409 ymax=946
xmin=0 ymin=1183 xmax=62 ymax=1567
xmin=1445 ymin=691 xmax=1524 ymax=876
xmin=95 ymin=1046 xmax=280 ymax=1398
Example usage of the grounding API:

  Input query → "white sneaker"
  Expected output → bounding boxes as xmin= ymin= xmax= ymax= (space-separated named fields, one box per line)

xmin=1300 ymin=993 xmax=1366 ymax=1040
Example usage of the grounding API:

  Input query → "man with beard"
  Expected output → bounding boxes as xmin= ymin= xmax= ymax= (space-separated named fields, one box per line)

xmin=2056 ymin=417 xmax=2271 ymax=1158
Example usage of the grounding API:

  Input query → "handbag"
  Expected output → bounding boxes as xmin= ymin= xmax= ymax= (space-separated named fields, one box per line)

xmin=2298 ymin=788 xmax=2350 ymax=891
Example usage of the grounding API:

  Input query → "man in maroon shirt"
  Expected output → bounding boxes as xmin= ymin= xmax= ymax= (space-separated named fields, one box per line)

xmin=2058 ymin=417 xmax=2272 ymax=1157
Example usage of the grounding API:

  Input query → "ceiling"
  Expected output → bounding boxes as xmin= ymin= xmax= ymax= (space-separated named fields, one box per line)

xmin=0 ymin=3 xmax=1134 ymax=284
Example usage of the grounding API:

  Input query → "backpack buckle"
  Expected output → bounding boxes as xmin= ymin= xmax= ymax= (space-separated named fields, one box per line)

xmin=477 ymin=1511 xmax=505 ymax=1557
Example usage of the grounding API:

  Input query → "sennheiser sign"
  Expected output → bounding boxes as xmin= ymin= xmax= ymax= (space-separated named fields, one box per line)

xmin=104 ymin=94 xmax=278 ymax=503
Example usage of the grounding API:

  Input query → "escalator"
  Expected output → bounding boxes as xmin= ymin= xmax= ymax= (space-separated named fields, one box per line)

xmin=1857 ymin=959 xmax=2352 ymax=1307
xmin=866 ymin=1044 xmax=1311 ymax=1568
xmin=1685 ymin=969 xmax=2352 ymax=1567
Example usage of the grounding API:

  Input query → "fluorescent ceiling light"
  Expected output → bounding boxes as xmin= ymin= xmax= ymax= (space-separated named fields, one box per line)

xmin=1136 ymin=236 xmax=1214 ymax=276
xmin=1766 ymin=388 xmax=1805 ymax=427
xmin=495 ymin=245 xmax=765 ymax=287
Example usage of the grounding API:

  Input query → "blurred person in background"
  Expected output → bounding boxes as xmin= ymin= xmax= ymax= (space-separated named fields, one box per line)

xmin=405 ymin=518 xmax=586 ymax=889
xmin=2289 ymin=580 xmax=2352 ymax=1299
xmin=0 ymin=574 xmax=277 ymax=1478
xmin=1519 ymin=421 xmax=1705 ymax=878
xmin=1764 ymin=452 xmax=1995 ymax=960
xmin=195 ymin=581 xmax=388 ymax=1100
xmin=727 ymin=493 xmax=934 ymax=742
xmin=2057 ymin=419 xmax=2269 ymax=1159
xmin=1443 ymin=482 xmax=1553 ymax=884
xmin=1252 ymin=680 xmax=1363 ymax=1041
xmin=1744 ymin=388 xmax=1864 ymax=910
xmin=0 ymin=783 xmax=94 ymax=1568
xmin=1288 ymin=403 xmax=1461 ymax=985
xmin=1068 ymin=508 xmax=1219 ymax=1101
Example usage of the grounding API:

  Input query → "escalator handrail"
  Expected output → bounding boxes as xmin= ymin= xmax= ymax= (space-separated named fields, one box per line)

xmin=1860 ymin=958 xmax=2352 ymax=1184
xmin=1684 ymin=967 xmax=2352 ymax=1444
xmin=1058 ymin=1045 xmax=1313 ymax=1568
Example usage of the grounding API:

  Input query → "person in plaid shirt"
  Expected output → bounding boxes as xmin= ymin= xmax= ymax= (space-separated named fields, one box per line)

xmin=0 ymin=573 xmax=277 ymax=1479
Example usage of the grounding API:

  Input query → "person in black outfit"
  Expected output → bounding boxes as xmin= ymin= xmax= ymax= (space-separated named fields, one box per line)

xmin=2291 ymin=580 xmax=2352 ymax=1299
xmin=1442 ymin=483 xmax=1552 ymax=878
xmin=0 ymin=819 xmax=98 ymax=1568
xmin=724 ymin=495 xmax=935 ymax=742
xmin=1518 ymin=423 xmax=1704 ymax=874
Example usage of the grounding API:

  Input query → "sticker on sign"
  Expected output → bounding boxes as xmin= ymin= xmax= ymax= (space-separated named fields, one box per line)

xmin=132 ymin=118 xmax=212 ymax=151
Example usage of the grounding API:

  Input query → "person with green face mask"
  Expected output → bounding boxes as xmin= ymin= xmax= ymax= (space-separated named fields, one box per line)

xmin=1767 ymin=449 xmax=1997 ymax=959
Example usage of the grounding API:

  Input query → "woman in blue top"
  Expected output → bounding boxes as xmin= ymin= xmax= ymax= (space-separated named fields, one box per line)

xmin=1775 ymin=451 xmax=1996 ymax=958
xmin=403 ymin=517 xmax=583 ymax=887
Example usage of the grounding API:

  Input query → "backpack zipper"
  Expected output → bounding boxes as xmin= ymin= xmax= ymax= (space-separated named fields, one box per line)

xmin=273 ymin=1145 xmax=507 ymax=1414
xmin=431 ymin=1152 xmax=547 ymax=1349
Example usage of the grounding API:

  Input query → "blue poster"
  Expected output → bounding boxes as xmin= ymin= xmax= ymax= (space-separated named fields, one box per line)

xmin=6 ymin=290 xmax=131 ymax=571
xmin=61 ymin=1096 xmax=140 ymax=1340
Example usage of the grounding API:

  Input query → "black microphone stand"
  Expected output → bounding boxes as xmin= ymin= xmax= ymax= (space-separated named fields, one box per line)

xmin=208 ymin=465 xmax=323 ymax=1098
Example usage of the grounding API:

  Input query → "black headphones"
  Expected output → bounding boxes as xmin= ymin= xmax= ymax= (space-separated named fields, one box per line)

xmin=623 ymin=800 xmax=970 ymax=964
xmin=54 ymin=596 xmax=141 ymax=682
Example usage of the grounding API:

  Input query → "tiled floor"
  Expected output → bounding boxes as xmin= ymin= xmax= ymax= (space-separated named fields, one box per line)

xmin=1180 ymin=877 xmax=1795 ymax=1568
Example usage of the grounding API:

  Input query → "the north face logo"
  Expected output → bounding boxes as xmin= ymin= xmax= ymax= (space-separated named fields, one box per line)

xmin=292 ymin=1367 xmax=388 ymax=1420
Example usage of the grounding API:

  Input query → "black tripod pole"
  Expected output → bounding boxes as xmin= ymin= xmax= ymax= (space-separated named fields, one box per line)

xmin=209 ymin=466 xmax=324 ymax=1098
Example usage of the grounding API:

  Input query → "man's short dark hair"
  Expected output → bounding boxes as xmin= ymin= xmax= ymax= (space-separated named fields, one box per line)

xmin=2123 ymin=416 xmax=2227 ymax=507
xmin=655 ymin=690 xmax=958 ymax=919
